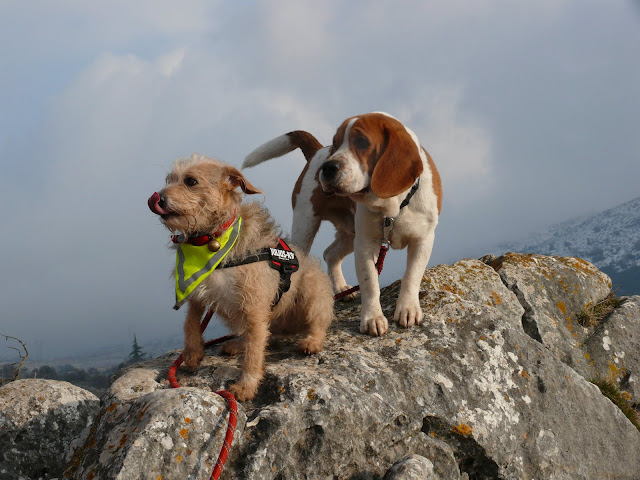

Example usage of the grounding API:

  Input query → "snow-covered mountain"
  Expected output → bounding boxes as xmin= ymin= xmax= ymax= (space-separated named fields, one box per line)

xmin=501 ymin=195 xmax=640 ymax=296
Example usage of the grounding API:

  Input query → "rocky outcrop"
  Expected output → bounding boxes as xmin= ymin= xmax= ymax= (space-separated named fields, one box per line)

xmin=59 ymin=253 xmax=640 ymax=480
xmin=4 ymin=254 xmax=639 ymax=479
xmin=482 ymin=253 xmax=611 ymax=377
xmin=583 ymin=296 xmax=640 ymax=402
xmin=0 ymin=379 xmax=99 ymax=480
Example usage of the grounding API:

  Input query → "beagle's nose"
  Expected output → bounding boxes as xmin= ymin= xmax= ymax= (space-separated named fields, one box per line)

xmin=320 ymin=160 xmax=340 ymax=181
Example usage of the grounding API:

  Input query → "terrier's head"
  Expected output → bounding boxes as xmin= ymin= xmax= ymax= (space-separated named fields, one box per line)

xmin=148 ymin=154 xmax=262 ymax=236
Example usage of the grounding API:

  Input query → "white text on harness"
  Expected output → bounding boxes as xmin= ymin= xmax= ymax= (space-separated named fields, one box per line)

xmin=270 ymin=248 xmax=295 ymax=261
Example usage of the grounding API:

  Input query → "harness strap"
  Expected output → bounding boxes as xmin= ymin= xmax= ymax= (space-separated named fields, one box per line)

xmin=220 ymin=238 xmax=299 ymax=307
xmin=221 ymin=251 xmax=271 ymax=267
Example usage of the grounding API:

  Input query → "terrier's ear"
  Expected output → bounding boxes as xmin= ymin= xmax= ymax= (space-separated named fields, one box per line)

xmin=222 ymin=165 xmax=263 ymax=195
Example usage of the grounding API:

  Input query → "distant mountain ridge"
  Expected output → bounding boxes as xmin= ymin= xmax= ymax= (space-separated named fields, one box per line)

xmin=501 ymin=195 xmax=640 ymax=295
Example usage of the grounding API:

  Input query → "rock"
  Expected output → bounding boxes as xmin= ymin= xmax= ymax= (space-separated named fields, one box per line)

xmin=583 ymin=296 xmax=640 ymax=402
xmin=64 ymin=364 xmax=247 ymax=480
xmin=383 ymin=454 xmax=438 ymax=479
xmin=482 ymin=253 xmax=612 ymax=377
xmin=60 ymin=254 xmax=640 ymax=480
xmin=0 ymin=379 xmax=99 ymax=480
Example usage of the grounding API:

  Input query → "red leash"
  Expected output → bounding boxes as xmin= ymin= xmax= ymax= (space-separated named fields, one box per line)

xmin=333 ymin=244 xmax=388 ymax=300
xmin=168 ymin=309 xmax=238 ymax=480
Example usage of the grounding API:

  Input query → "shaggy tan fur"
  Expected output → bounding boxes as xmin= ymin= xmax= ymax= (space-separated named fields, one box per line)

xmin=152 ymin=155 xmax=334 ymax=401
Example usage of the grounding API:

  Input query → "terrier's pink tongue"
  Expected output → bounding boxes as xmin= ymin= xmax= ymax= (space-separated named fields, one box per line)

xmin=148 ymin=192 xmax=171 ymax=215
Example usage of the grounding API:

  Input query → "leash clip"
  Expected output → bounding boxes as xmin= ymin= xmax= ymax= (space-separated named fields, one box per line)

xmin=381 ymin=216 xmax=394 ymax=247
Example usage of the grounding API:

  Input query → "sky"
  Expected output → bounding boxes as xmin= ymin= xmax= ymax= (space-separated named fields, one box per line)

xmin=1 ymin=1 xmax=639 ymax=361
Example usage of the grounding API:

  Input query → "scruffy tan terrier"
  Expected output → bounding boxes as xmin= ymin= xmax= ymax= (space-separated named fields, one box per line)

xmin=148 ymin=154 xmax=334 ymax=401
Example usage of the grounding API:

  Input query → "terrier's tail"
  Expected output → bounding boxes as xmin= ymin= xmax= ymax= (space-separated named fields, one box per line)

xmin=243 ymin=131 xmax=323 ymax=169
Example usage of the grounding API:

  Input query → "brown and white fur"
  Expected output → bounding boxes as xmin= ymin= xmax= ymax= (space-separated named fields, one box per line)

xmin=148 ymin=155 xmax=334 ymax=401
xmin=243 ymin=113 xmax=442 ymax=337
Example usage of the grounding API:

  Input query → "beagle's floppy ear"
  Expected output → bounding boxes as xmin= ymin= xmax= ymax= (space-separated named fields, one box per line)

xmin=222 ymin=165 xmax=264 ymax=195
xmin=370 ymin=125 xmax=423 ymax=199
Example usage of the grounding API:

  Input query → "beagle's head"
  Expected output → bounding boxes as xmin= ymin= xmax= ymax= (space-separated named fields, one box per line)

xmin=318 ymin=113 xmax=424 ymax=199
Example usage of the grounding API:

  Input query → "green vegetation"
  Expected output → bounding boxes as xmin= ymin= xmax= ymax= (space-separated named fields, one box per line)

xmin=577 ymin=291 xmax=623 ymax=328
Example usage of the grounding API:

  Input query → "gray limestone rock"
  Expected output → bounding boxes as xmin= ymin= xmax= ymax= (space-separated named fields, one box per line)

xmin=482 ymin=252 xmax=612 ymax=377
xmin=383 ymin=454 xmax=437 ymax=479
xmin=62 ymin=255 xmax=640 ymax=480
xmin=64 ymin=366 xmax=248 ymax=479
xmin=0 ymin=379 xmax=99 ymax=479
xmin=584 ymin=296 xmax=640 ymax=403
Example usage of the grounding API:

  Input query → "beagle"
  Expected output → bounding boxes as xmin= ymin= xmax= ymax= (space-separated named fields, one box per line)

xmin=243 ymin=112 xmax=442 ymax=336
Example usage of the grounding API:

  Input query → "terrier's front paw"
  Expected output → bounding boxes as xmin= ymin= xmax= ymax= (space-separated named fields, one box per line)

xmin=394 ymin=296 xmax=423 ymax=328
xmin=183 ymin=348 xmax=204 ymax=369
xmin=360 ymin=314 xmax=389 ymax=336
xmin=229 ymin=377 xmax=259 ymax=402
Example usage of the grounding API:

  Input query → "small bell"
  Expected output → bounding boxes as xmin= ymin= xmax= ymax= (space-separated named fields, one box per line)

xmin=208 ymin=239 xmax=221 ymax=252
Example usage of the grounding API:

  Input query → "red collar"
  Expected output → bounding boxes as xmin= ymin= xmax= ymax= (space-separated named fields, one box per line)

xmin=171 ymin=210 xmax=237 ymax=246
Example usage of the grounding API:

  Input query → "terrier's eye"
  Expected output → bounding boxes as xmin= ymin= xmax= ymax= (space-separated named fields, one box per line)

xmin=353 ymin=136 xmax=370 ymax=150
xmin=184 ymin=177 xmax=198 ymax=187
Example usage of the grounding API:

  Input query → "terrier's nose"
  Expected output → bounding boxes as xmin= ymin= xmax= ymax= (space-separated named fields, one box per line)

xmin=320 ymin=160 xmax=340 ymax=182
xmin=148 ymin=191 xmax=172 ymax=216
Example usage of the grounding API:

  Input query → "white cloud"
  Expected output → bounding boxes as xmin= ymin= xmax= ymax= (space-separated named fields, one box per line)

xmin=395 ymin=87 xmax=494 ymax=207
xmin=1 ymin=0 xmax=639 ymax=360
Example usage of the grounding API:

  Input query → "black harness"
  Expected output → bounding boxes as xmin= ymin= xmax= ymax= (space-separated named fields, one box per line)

xmin=219 ymin=238 xmax=299 ymax=306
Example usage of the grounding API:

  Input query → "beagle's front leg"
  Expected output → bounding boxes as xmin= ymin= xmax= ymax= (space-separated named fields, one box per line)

xmin=394 ymin=232 xmax=435 ymax=328
xmin=354 ymin=211 xmax=388 ymax=336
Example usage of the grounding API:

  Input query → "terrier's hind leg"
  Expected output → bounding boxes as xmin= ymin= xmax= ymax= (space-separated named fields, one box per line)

xmin=296 ymin=267 xmax=334 ymax=354
xmin=221 ymin=336 xmax=246 ymax=356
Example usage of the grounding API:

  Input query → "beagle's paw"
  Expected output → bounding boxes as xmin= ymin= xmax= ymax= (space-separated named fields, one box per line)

xmin=360 ymin=314 xmax=389 ymax=336
xmin=394 ymin=296 xmax=423 ymax=328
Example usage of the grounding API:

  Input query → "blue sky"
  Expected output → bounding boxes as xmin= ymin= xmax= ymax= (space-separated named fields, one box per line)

xmin=1 ymin=1 xmax=639 ymax=360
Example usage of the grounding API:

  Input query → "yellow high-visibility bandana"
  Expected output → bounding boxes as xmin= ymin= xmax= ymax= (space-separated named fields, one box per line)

xmin=173 ymin=217 xmax=241 ymax=310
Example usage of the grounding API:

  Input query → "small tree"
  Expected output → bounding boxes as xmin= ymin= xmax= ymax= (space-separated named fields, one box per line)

xmin=1 ymin=334 xmax=29 ymax=385
xmin=127 ymin=335 xmax=147 ymax=364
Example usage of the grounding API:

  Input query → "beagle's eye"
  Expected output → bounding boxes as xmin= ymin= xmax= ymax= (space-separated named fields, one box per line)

xmin=184 ymin=177 xmax=198 ymax=187
xmin=353 ymin=136 xmax=370 ymax=150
